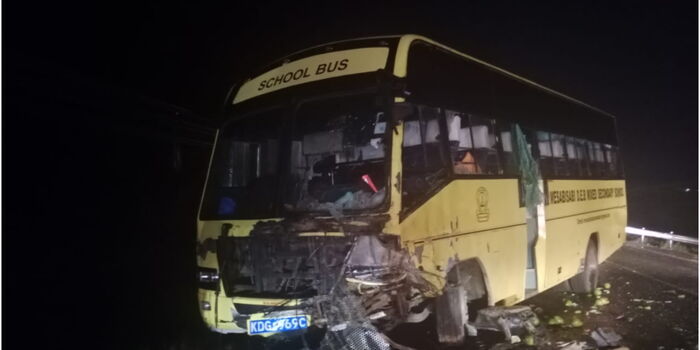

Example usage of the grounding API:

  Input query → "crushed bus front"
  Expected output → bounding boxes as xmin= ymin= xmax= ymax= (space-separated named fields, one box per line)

xmin=196 ymin=215 xmax=434 ymax=338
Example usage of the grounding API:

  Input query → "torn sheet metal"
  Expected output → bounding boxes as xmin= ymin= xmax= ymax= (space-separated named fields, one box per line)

xmin=472 ymin=306 xmax=539 ymax=341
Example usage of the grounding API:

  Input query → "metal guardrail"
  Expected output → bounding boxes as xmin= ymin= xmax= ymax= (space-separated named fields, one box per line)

xmin=626 ymin=226 xmax=698 ymax=246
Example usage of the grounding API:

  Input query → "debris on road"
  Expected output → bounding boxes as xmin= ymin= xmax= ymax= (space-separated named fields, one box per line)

xmin=473 ymin=306 xmax=539 ymax=342
xmin=569 ymin=315 xmax=583 ymax=328
xmin=557 ymin=340 xmax=594 ymax=350
xmin=548 ymin=315 xmax=565 ymax=325
xmin=565 ymin=300 xmax=579 ymax=308
xmin=590 ymin=327 xmax=622 ymax=347
xmin=594 ymin=297 xmax=610 ymax=306
xmin=523 ymin=334 xmax=535 ymax=346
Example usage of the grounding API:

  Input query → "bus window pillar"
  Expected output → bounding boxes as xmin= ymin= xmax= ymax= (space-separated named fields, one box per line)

xmin=385 ymin=103 xmax=405 ymax=234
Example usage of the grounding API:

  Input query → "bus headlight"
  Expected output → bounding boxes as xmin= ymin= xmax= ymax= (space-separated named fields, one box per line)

xmin=198 ymin=267 xmax=220 ymax=290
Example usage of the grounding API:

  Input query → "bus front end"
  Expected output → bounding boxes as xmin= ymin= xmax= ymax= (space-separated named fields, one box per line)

xmin=195 ymin=39 xmax=433 ymax=340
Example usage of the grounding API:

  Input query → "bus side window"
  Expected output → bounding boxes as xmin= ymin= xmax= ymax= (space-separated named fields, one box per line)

xmin=446 ymin=112 xmax=501 ymax=175
xmin=536 ymin=131 xmax=553 ymax=177
xmin=589 ymin=142 xmax=606 ymax=177
xmin=499 ymin=123 xmax=519 ymax=176
xmin=565 ymin=136 xmax=579 ymax=176
xmin=576 ymin=138 xmax=592 ymax=177
xmin=603 ymin=144 xmax=618 ymax=177
xmin=551 ymin=133 xmax=568 ymax=176
xmin=402 ymin=105 xmax=448 ymax=210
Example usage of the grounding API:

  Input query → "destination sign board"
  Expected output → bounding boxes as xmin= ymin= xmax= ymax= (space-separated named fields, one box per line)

xmin=233 ymin=47 xmax=390 ymax=104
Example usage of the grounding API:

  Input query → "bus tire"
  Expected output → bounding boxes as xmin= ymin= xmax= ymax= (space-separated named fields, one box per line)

xmin=569 ymin=239 xmax=599 ymax=293
xmin=435 ymin=282 xmax=467 ymax=344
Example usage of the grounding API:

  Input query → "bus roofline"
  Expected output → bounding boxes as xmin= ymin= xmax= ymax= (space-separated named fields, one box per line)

xmin=392 ymin=34 xmax=617 ymax=120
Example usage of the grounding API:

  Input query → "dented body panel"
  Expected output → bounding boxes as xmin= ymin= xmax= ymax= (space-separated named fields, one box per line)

xmin=195 ymin=34 xmax=627 ymax=341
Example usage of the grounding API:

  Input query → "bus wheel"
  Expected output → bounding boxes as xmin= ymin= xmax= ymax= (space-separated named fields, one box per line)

xmin=436 ymin=282 xmax=467 ymax=344
xmin=569 ymin=239 xmax=599 ymax=293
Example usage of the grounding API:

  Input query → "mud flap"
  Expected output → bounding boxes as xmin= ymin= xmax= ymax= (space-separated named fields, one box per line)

xmin=436 ymin=283 xmax=466 ymax=344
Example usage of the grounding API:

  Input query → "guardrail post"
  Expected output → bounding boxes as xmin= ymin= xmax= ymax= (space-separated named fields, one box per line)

xmin=669 ymin=231 xmax=674 ymax=249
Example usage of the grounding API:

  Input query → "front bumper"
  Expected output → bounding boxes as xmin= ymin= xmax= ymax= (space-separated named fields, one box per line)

xmin=199 ymin=289 xmax=310 ymax=336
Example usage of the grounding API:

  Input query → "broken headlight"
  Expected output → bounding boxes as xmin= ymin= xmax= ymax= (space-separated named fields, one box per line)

xmin=197 ymin=266 xmax=220 ymax=290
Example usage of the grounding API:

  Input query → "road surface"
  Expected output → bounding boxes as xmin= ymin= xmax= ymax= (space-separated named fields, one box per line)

xmin=389 ymin=243 xmax=698 ymax=350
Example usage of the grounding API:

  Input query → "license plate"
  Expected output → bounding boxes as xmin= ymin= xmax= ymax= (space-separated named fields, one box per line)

xmin=247 ymin=315 xmax=310 ymax=335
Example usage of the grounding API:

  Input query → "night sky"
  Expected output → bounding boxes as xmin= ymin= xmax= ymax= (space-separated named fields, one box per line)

xmin=4 ymin=1 xmax=698 ymax=349
xmin=7 ymin=1 xmax=698 ymax=184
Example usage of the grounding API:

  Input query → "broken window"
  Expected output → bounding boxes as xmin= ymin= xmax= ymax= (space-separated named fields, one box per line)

xmin=400 ymin=104 xmax=449 ymax=211
xmin=285 ymin=94 xmax=388 ymax=213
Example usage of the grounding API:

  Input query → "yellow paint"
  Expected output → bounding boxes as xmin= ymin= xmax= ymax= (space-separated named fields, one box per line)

xmin=197 ymin=34 xmax=628 ymax=332
xmin=400 ymin=179 xmax=528 ymax=303
xmin=543 ymin=179 xmax=626 ymax=287
xmin=233 ymin=47 xmax=390 ymax=104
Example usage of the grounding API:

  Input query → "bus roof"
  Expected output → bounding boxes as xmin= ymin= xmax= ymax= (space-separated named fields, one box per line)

xmin=392 ymin=35 xmax=616 ymax=119
xmin=233 ymin=34 xmax=615 ymax=120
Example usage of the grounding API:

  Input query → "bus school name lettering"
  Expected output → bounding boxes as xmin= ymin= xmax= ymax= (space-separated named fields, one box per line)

xmin=257 ymin=59 xmax=349 ymax=91
xmin=549 ymin=187 xmax=624 ymax=204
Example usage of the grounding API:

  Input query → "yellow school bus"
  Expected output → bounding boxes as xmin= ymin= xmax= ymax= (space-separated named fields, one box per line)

xmin=196 ymin=34 xmax=626 ymax=345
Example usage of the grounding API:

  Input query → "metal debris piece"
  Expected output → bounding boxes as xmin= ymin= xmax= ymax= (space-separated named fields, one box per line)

xmin=473 ymin=306 xmax=539 ymax=341
xmin=558 ymin=340 xmax=594 ymax=350
xmin=590 ymin=327 xmax=622 ymax=347
xmin=678 ymin=294 xmax=686 ymax=299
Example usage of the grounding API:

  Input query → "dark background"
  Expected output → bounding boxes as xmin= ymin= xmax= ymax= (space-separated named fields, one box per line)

xmin=4 ymin=1 xmax=697 ymax=349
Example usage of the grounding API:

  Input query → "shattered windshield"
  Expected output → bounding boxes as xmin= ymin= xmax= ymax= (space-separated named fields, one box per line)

xmin=285 ymin=95 xmax=388 ymax=215
xmin=200 ymin=108 xmax=283 ymax=219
